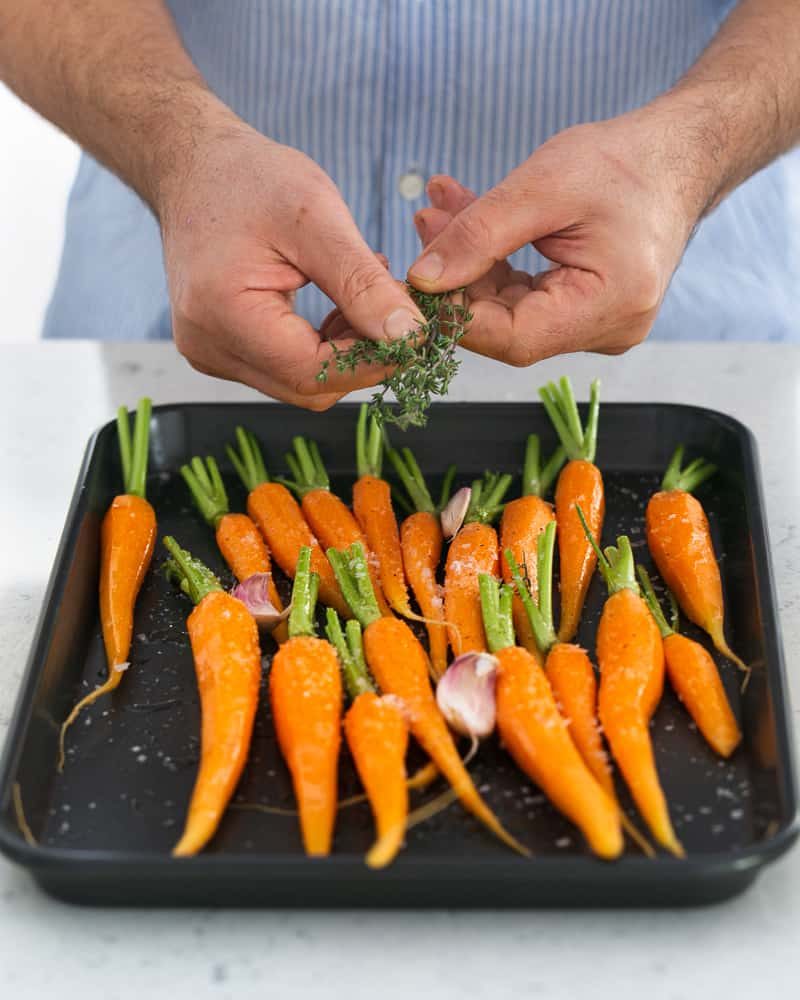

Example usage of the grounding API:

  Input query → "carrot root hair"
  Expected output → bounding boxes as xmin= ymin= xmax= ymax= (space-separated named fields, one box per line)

xmin=57 ymin=663 xmax=128 ymax=771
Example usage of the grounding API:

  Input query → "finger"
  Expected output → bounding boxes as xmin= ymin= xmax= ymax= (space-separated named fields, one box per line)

xmin=296 ymin=201 xmax=424 ymax=342
xmin=427 ymin=175 xmax=477 ymax=215
xmin=408 ymin=163 xmax=564 ymax=292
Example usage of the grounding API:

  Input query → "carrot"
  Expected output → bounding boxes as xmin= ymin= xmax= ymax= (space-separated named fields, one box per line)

xmin=500 ymin=434 xmax=564 ymax=660
xmin=226 ymin=427 xmax=349 ymax=618
xmin=58 ymin=399 xmax=156 ymax=770
xmin=181 ymin=454 xmax=287 ymax=643
xmin=163 ymin=537 xmax=261 ymax=857
xmin=388 ymin=444 xmax=456 ymax=679
xmin=646 ymin=446 xmax=747 ymax=673
xmin=282 ymin=433 xmax=391 ymax=616
xmin=577 ymin=508 xmax=683 ymax=856
xmin=444 ymin=471 xmax=511 ymax=656
xmin=325 ymin=607 xmax=409 ymax=868
xmin=638 ymin=567 xmax=742 ymax=758
xmin=269 ymin=546 xmax=342 ymax=855
xmin=479 ymin=571 xmax=623 ymax=860
xmin=540 ymin=377 xmax=604 ymax=642
xmin=328 ymin=542 xmax=527 ymax=855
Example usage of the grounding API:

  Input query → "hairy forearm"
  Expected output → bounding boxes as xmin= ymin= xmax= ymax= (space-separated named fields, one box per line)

xmin=0 ymin=0 xmax=236 ymax=214
xmin=653 ymin=0 xmax=800 ymax=216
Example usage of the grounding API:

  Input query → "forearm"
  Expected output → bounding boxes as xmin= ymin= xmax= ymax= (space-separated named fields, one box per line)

xmin=651 ymin=0 xmax=800 ymax=216
xmin=0 ymin=0 xmax=237 ymax=215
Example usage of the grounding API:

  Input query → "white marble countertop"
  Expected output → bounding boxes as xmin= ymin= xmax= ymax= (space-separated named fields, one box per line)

xmin=1 ymin=342 xmax=798 ymax=1000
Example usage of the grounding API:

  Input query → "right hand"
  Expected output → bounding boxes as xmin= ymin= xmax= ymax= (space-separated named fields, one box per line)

xmin=158 ymin=113 xmax=424 ymax=409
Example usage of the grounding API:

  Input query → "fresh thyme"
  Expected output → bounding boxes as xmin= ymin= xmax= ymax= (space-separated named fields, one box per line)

xmin=317 ymin=285 xmax=471 ymax=430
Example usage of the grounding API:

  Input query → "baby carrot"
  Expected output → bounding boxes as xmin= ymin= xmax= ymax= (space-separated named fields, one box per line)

xmin=500 ymin=434 xmax=564 ymax=660
xmin=444 ymin=471 xmax=511 ymax=656
xmin=388 ymin=444 xmax=456 ymax=679
xmin=164 ymin=537 xmax=261 ymax=857
xmin=270 ymin=547 xmax=342 ymax=856
xmin=577 ymin=508 xmax=683 ymax=857
xmin=480 ymin=572 xmax=623 ymax=860
xmin=226 ymin=427 xmax=349 ymax=618
xmin=181 ymin=454 xmax=287 ymax=643
xmin=638 ymin=567 xmax=742 ymax=758
xmin=282 ymin=433 xmax=391 ymax=616
xmin=59 ymin=399 xmax=156 ymax=769
xmin=325 ymin=607 xmax=409 ymax=868
xmin=646 ymin=446 xmax=747 ymax=673
xmin=329 ymin=542 xmax=527 ymax=855
xmin=540 ymin=377 xmax=604 ymax=642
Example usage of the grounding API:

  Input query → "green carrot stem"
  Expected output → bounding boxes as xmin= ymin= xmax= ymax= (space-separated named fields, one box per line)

xmin=281 ymin=436 xmax=329 ymax=497
xmin=636 ymin=566 xmax=674 ymax=639
xmin=387 ymin=446 xmax=436 ymax=515
xmin=356 ymin=403 xmax=384 ymax=479
xmin=465 ymin=471 xmax=512 ymax=524
xmin=117 ymin=397 xmax=152 ymax=498
xmin=538 ymin=377 xmax=600 ymax=463
xmin=478 ymin=574 xmax=516 ymax=653
xmin=116 ymin=407 xmax=133 ymax=493
xmin=660 ymin=445 xmax=717 ymax=494
xmin=505 ymin=547 xmax=556 ymax=655
xmin=522 ymin=433 xmax=566 ymax=498
xmin=325 ymin=608 xmax=375 ymax=699
xmin=162 ymin=536 xmax=223 ymax=605
xmin=437 ymin=463 xmax=457 ymax=510
xmin=287 ymin=546 xmax=320 ymax=638
xmin=327 ymin=542 xmax=382 ymax=628
xmin=574 ymin=504 xmax=638 ymax=596
xmin=536 ymin=520 xmax=557 ymax=639
xmin=181 ymin=456 xmax=229 ymax=528
xmin=226 ymin=427 xmax=270 ymax=492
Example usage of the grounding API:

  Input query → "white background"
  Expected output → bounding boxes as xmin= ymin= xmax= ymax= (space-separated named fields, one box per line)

xmin=0 ymin=85 xmax=79 ymax=345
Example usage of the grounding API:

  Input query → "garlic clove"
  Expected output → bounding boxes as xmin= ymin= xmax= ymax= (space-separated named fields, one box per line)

xmin=440 ymin=486 xmax=472 ymax=540
xmin=231 ymin=573 xmax=291 ymax=631
xmin=435 ymin=651 xmax=498 ymax=739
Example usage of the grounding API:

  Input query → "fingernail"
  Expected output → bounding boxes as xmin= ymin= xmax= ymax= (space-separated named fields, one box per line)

xmin=428 ymin=179 xmax=443 ymax=205
xmin=410 ymin=252 xmax=444 ymax=283
xmin=414 ymin=214 xmax=427 ymax=241
xmin=384 ymin=308 xmax=419 ymax=340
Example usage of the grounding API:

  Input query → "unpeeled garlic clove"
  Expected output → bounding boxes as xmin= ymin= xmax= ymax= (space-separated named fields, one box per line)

xmin=232 ymin=573 xmax=291 ymax=631
xmin=435 ymin=651 xmax=499 ymax=739
xmin=440 ymin=486 xmax=471 ymax=540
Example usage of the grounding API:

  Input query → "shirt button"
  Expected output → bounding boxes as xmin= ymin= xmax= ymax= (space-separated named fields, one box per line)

xmin=398 ymin=170 xmax=426 ymax=201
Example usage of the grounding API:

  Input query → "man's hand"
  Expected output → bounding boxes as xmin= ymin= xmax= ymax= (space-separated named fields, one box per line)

xmin=160 ymin=117 xmax=423 ymax=407
xmin=408 ymin=107 xmax=715 ymax=366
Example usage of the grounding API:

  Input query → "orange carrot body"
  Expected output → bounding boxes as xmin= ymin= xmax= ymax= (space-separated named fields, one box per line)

xmin=401 ymin=511 xmax=448 ymax=677
xmin=301 ymin=488 xmax=391 ymax=616
xmin=344 ymin=691 xmax=409 ymax=868
xmin=555 ymin=460 xmax=604 ymax=642
xmin=663 ymin=633 xmax=741 ymax=757
xmin=270 ymin=635 xmax=342 ymax=856
xmin=500 ymin=495 xmax=554 ymax=660
xmin=99 ymin=494 xmax=157 ymax=672
xmin=247 ymin=482 xmax=349 ymax=618
xmin=597 ymin=589 xmax=681 ymax=855
xmin=353 ymin=475 xmax=411 ymax=617
xmin=544 ymin=642 xmax=614 ymax=799
xmin=646 ymin=489 xmax=744 ymax=668
xmin=173 ymin=591 xmax=261 ymax=856
xmin=495 ymin=645 xmax=622 ymax=859
xmin=363 ymin=616 xmax=524 ymax=853
xmin=444 ymin=521 xmax=499 ymax=656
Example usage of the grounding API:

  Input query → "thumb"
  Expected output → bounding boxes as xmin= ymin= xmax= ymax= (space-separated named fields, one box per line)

xmin=298 ymin=212 xmax=424 ymax=342
xmin=407 ymin=170 xmax=554 ymax=292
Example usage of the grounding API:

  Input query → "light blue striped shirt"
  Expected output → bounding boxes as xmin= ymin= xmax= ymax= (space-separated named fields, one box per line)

xmin=44 ymin=1 xmax=800 ymax=343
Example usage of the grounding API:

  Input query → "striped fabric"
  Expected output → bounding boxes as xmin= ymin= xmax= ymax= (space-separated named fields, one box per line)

xmin=45 ymin=1 xmax=800 ymax=342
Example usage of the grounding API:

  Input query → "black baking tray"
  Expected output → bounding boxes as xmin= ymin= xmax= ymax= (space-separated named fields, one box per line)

xmin=0 ymin=402 xmax=797 ymax=907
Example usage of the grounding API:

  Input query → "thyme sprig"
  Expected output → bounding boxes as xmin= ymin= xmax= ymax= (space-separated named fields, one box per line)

xmin=317 ymin=285 xmax=471 ymax=430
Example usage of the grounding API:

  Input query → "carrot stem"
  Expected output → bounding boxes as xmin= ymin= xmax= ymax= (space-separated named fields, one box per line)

xmin=327 ymin=542 xmax=382 ymax=628
xmin=226 ymin=427 xmax=270 ymax=491
xmin=539 ymin=377 xmax=599 ymax=463
xmin=325 ymin=608 xmax=374 ymax=699
xmin=478 ymin=574 xmax=515 ymax=653
xmin=287 ymin=546 xmax=320 ymax=638
xmin=437 ymin=463 xmax=457 ymax=510
xmin=281 ymin=437 xmax=330 ymax=497
xmin=356 ymin=403 xmax=384 ymax=479
xmin=465 ymin=471 xmax=512 ymax=524
xmin=522 ymin=433 xmax=566 ymax=498
xmin=118 ymin=397 xmax=151 ymax=498
xmin=505 ymin=520 xmax=558 ymax=654
xmin=388 ymin=447 xmax=436 ymax=515
xmin=636 ymin=566 xmax=674 ymax=639
xmin=660 ymin=445 xmax=717 ymax=493
xmin=181 ymin=456 xmax=229 ymax=528
xmin=575 ymin=504 xmax=637 ymax=595
xmin=163 ymin=536 xmax=223 ymax=604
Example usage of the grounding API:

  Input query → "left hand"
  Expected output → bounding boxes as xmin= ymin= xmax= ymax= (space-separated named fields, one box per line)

xmin=407 ymin=107 xmax=715 ymax=365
